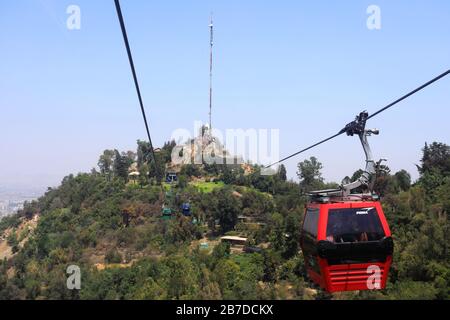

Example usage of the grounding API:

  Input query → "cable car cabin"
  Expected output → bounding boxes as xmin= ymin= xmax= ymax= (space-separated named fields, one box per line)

xmin=166 ymin=172 xmax=178 ymax=183
xmin=301 ymin=199 xmax=393 ymax=293
xmin=181 ymin=203 xmax=192 ymax=216
xmin=161 ymin=207 xmax=173 ymax=220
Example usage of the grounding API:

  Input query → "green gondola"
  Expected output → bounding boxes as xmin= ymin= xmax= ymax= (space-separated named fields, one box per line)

xmin=161 ymin=207 xmax=173 ymax=220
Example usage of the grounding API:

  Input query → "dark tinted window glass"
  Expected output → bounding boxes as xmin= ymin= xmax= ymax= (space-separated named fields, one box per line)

xmin=303 ymin=208 xmax=319 ymax=237
xmin=326 ymin=207 xmax=385 ymax=243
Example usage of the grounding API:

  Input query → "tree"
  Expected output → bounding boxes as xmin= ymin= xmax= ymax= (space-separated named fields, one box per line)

xmin=417 ymin=142 xmax=450 ymax=198
xmin=105 ymin=248 xmax=122 ymax=263
xmin=137 ymin=140 xmax=164 ymax=184
xmin=214 ymin=189 xmax=241 ymax=233
xmin=165 ymin=256 xmax=199 ymax=299
xmin=395 ymin=170 xmax=411 ymax=191
xmin=167 ymin=216 xmax=199 ymax=244
xmin=278 ymin=164 xmax=287 ymax=181
xmin=7 ymin=232 xmax=19 ymax=253
xmin=392 ymin=281 xmax=439 ymax=300
xmin=283 ymin=213 xmax=301 ymax=258
xmin=213 ymin=259 xmax=240 ymax=296
xmin=418 ymin=142 xmax=450 ymax=176
xmin=149 ymin=152 xmax=166 ymax=184
xmin=113 ymin=150 xmax=132 ymax=180
xmin=204 ymin=163 xmax=219 ymax=176
xmin=435 ymin=178 xmax=450 ymax=216
xmin=125 ymin=151 xmax=137 ymax=163
xmin=177 ymin=175 xmax=188 ymax=189
xmin=98 ymin=150 xmax=115 ymax=175
xmin=262 ymin=249 xmax=279 ymax=282
xmin=373 ymin=164 xmax=394 ymax=197
xmin=221 ymin=166 xmax=235 ymax=184
xmin=409 ymin=185 xmax=426 ymax=214
xmin=162 ymin=140 xmax=177 ymax=163
xmin=297 ymin=157 xmax=324 ymax=192
xmin=181 ymin=164 xmax=202 ymax=178
xmin=269 ymin=213 xmax=285 ymax=252
xmin=137 ymin=140 xmax=152 ymax=168
xmin=211 ymin=242 xmax=230 ymax=267
xmin=134 ymin=278 xmax=167 ymax=299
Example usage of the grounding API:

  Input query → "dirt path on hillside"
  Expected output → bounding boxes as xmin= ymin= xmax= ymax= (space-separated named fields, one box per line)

xmin=0 ymin=214 xmax=39 ymax=260
xmin=0 ymin=240 xmax=13 ymax=260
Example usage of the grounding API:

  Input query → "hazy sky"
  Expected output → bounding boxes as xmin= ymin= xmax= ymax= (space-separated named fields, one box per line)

xmin=1 ymin=0 xmax=449 ymax=191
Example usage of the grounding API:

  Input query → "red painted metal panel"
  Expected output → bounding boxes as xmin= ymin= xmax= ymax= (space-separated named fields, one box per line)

xmin=302 ymin=201 xmax=393 ymax=293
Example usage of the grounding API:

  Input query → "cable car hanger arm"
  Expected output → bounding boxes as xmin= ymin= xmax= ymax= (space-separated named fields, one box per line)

xmin=338 ymin=111 xmax=384 ymax=196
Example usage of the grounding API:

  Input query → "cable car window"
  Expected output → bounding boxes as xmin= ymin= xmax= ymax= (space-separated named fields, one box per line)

xmin=326 ymin=207 xmax=385 ymax=243
xmin=303 ymin=208 xmax=319 ymax=237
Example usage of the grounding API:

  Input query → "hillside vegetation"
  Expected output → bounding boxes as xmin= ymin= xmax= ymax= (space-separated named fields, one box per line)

xmin=0 ymin=141 xmax=448 ymax=300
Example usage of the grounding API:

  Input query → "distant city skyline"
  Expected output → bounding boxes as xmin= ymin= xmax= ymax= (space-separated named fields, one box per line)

xmin=0 ymin=187 xmax=41 ymax=218
xmin=1 ymin=1 xmax=449 ymax=190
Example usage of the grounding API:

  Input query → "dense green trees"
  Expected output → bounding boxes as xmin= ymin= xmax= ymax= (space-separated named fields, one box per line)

xmin=365 ymin=142 xmax=450 ymax=300
xmin=113 ymin=150 xmax=132 ymax=180
xmin=98 ymin=149 xmax=135 ymax=181
xmin=394 ymin=170 xmax=411 ymax=191
xmin=0 ymin=141 xmax=448 ymax=300
xmin=278 ymin=164 xmax=287 ymax=181
xmin=213 ymin=188 xmax=241 ymax=233
xmin=98 ymin=150 xmax=115 ymax=176
xmin=419 ymin=142 xmax=450 ymax=175
xmin=297 ymin=157 xmax=324 ymax=192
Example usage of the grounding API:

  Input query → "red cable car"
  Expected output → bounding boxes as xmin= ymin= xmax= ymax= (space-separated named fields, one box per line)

xmin=301 ymin=197 xmax=393 ymax=292
xmin=300 ymin=112 xmax=394 ymax=292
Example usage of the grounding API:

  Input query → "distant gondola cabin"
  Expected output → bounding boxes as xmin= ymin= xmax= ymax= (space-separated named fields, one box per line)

xmin=161 ymin=207 xmax=173 ymax=220
xmin=165 ymin=172 xmax=178 ymax=183
xmin=181 ymin=203 xmax=191 ymax=216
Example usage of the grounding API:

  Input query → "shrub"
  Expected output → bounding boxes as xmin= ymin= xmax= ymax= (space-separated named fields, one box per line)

xmin=105 ymin=248 xmax=122 ymax=264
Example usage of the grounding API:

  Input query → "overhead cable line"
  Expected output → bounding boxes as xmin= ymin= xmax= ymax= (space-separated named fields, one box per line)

xmin=266 ymin=69 xmax=450 ymax=168
xmin=367 ymin=69 xmax=450 ymax=120
xmin=114 ymin=0 xmax=161 ymax=180
xmin=267 ymin=132 xmax=344 ymax=168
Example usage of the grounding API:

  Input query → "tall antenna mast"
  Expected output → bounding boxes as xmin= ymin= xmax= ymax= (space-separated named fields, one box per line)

xmin=208 ymin=14 xmax=214 ymax=133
